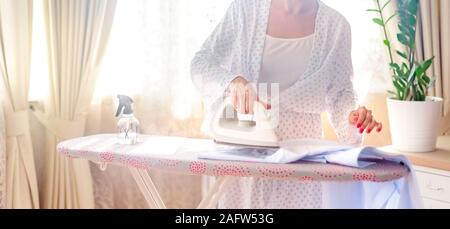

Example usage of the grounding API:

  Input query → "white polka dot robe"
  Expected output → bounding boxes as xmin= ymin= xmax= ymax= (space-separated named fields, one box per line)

xmin=191 ymin=0 xmax=362 ymax=208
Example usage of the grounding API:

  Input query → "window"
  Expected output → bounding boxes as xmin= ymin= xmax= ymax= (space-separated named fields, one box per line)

xmin=323 ymin=0 xmax=390 ymax=102
xmin=29 ymin=0 xmax=389 ymax=121
xmin=93 ymin=0 xmax=233 ymax=120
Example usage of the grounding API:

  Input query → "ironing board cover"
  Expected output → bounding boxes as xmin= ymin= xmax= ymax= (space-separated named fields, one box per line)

xmin=57 ymin=134 xmax=408 ymax=182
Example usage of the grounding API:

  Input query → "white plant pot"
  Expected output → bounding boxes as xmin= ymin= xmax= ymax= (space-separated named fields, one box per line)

xmin=387 ymin=96 xmax=443 ymax=153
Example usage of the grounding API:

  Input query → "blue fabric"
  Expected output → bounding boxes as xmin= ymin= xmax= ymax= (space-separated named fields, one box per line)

xmin=197 ymin=139 xmax=423 ymax=208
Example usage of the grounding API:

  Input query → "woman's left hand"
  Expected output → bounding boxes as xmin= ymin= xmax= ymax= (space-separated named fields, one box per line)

xmin=349 ymin=106 xmax=383 ymax=134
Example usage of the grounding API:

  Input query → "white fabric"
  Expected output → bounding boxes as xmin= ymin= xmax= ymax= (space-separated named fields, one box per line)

xmin=0 ymin=0 xmax=40 ymax=208
xmin=198 ymin=139 xmax=349 ymax=164
xmin=322 ymin=148 xmax=423 ymax=209
xmin=32 ymin=109 xmax=86 ymax=140
xmin=259 ymin=34 xmax=314 ymax=91
xmin=197 ymin=139 xmax=422 ymax=209
xmin=191 ymin=0 xmax=360 ymax=144
xmin=191 ymin=0 xmax=362 ymax=208
xmin=5 ymin=110 xmax=30 ymax=137
xmin=39 ymin=0 xmax=116 ymax=209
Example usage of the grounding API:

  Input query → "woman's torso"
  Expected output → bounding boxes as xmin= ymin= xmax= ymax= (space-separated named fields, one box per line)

xmin=258 ymin=33 xmax=323 ymax=141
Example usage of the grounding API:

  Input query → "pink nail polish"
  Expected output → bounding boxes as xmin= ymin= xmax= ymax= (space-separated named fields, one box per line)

xmin=359 ymin=128 xmax=364 ymax=134
xmin=367 ymin=128 xmax=372 ymax=134
xmin=377 ymin=128 xmax=381 ymax=132
xmin=357 ymin=123 xmax=361 ymax=128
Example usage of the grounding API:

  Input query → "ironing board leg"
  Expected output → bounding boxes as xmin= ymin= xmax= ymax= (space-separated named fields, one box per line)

xmin=197 ymin=176 xmax=235 ymax=209
xmin=129 ymin=168 xmax=167 ymax=209
xmin=130 ymin=168 xmax=234 ymax=209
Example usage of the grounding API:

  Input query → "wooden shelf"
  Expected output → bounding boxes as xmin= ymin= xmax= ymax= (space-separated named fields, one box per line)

xmin=380 ymin=135 xmax=450 ymax=171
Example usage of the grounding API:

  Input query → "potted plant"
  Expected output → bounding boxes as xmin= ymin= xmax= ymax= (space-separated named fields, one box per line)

xmin=368 ymin=0 xmax=443 ymax=152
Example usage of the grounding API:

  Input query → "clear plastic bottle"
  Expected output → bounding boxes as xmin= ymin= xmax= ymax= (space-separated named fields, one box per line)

xmin=117 ymin=114 xmax=139 ymax=144
xmin=115 ymin=95 xmax=139 ymax=145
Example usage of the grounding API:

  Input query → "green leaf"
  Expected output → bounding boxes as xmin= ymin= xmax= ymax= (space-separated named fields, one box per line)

xmin=387 ymin=90 xmax=397 ymax=96
xmin=389 ymin=63 xmax=400 ymax=70
xmin=412 ymin=85 xmax=418 ymax=100
xmin=397 ymin=33 xmax=409 ymax=45
xmin=397 ymin=12 xmax=416 ymax=29
xmin=407 ymin=0 xmax=418 ymax=15
xmin=396 ymin=50 xmax=408 ymax=60
xmin=416 ymin=56 xmax=434 ymax=79
xmin=390 ymin=63 xmax=400 ymax=75
xmin=398 ymin=24 xmax=414 ymax=37
xmin=394 ymin=78 xmax=405 ymax=88
xmin=422 ymin=56 xmax=435 ymax=70
xmin=395 ymin=76 xmax=407 ymax=87
xmin=401 ymin=62 xmax=409 ymax=75
xmin=393 ymin=80 xmax=404 ymax=97
xmin=422 ymin=75 xmax=431 ymax=84
xmin=418 ymin=82 xmax=425 ymax=94
xmin=373 ymin=18 xmax=384 ymax=26
xmin=366 ymin=9 xmax=381 ymax=13
xmin=413 ymin=84 xmax=425 ymax=101
xmin=408 ymin=14 xmax=417 ymax=27
xmin=384 ymin=39 xmax=391 ymax=47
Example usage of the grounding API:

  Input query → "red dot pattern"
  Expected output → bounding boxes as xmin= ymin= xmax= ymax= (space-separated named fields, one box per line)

xmin=100 ymin=152 xmax=114 ymax=163
xmin=122 ymin=157 xmax=149 ymax=170
xmin=213 ymin=164 xmax=250 ymax=177
xmin=298 ymin=176 xmax=314 ymax=182
xmin=189 ymin=161 xmax=207 ymax=174
xmin=257 ymin=167 xmax=295 ymax=178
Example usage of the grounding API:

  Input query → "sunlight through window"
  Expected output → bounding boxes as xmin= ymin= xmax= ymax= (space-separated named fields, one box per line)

xmin=29 ymin=0 xmax=389 ymax=116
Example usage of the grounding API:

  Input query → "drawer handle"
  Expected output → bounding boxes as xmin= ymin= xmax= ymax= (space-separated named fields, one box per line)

xmin=427 ymin=184 xmax=444 ymax=192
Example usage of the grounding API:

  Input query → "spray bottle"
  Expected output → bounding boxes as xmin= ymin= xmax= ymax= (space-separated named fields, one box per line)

xmin=115 ymin=95 xmax=139 ymax=144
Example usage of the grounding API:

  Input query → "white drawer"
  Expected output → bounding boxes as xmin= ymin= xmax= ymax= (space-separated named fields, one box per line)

xmin=416 ymin=171 xmax=450 ymax=202
xmin=423 ymin=197 xmax=450 ymax=209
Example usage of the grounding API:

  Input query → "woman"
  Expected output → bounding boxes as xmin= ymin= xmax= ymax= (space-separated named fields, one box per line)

xmin=191 ymin=0 xmax=382 ymax=208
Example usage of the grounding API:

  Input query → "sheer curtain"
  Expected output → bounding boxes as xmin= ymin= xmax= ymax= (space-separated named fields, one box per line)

xmin=33 ymin=0 xmax=117 ymax=209
xmin=87 ymin=0 xmax=232 ymax=208
xmin=0 ymin=0 xmax=39 ymax=208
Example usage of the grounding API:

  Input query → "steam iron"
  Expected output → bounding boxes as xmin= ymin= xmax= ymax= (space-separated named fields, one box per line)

xmin=210 ymin=98 xmax=279 ymax=148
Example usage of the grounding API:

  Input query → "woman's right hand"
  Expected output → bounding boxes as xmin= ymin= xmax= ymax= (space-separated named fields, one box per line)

xmin=227 ymin=76 xmax=271 ymax=114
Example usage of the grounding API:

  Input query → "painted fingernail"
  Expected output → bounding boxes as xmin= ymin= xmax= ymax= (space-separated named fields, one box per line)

xmin=357 ymin=123 xmax=362 ymax=128
xmin=359 ymin=128 xmax=364 ymax=134
xmin=367 ymin=128 xmax=372 ymax=134
xmin=377 ymin=128 xmax=381 ymax=132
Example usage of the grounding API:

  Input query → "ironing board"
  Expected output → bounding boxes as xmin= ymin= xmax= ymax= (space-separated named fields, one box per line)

xmin=57 ymin=134 xmax=409 ymax=209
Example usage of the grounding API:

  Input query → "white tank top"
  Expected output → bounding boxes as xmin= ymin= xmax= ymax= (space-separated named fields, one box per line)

xmin=258 ymin=34 xmax=314 ymax=92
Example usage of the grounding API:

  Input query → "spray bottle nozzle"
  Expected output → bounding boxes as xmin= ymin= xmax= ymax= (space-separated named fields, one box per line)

xmin=115 ymin=95 xmax=134 ymax=117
